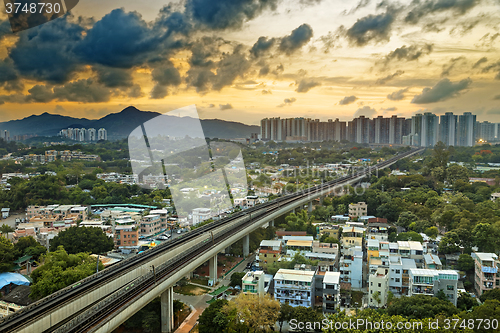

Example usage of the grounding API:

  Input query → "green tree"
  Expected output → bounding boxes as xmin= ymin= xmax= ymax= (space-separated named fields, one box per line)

xmin=14 ymin=236 xmax=47 ymax=261
xmin=387 ymin=294 xmax=458 ymax=319
xmin=229 ymin=272 xmax=245 ymax=288
xmin=198 ymin=299 xmax=229 ymax=333
xmin=278 ymin=303 xmax=294 ymax=333
xmin=424 ymin=226 xmax=439 ymax=239
xmin=290 ymin=306 xmax=323 ymax=333
xmin=30 ymin=246 xmax=104 ymax=299
xmin=438 ymin=231 xmax=460 ymax=254
xmin=0 ymin=236 xmax=15 ymax=272
xmin=372 ymin=291 xmax=381 ymax=307
xmin=479 ymin=288 xmax=500 ymax=303
xmin=49 ymin=226 xmax=114 ymax=254
xmin=457 ymin=254 xmax=474 ymax=273
xmin=0 ymin=224 xmax=14 ymax=236
xmin=396 ymin=231 xmax=424 ymax=242
xmin=396 ymin=211 xmax=419 ymax=229
xmin=473 ymin=223 xmax=500 ymax=253
xmin=446 ymin=164 xmax=470 ymax=186
xmin=457 ymin=291 xmax=479 ymax=311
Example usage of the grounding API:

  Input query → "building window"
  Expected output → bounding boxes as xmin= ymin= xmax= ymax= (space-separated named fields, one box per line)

xmin=447 ymin=285 xmax=454 ymax=291
xmin=395 ymin=278 xmax=400 ymax=283
xmin=378 ymin=283 xmax=381 ymax=288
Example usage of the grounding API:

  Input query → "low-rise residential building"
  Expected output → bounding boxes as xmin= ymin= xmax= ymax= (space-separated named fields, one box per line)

xmin=348 ymin=202 xmax=367 ymax=218
xmin=312 ymin=241 xmax=339 ymax=256
xmin=341 ymin=226 xmax=364 ymax=249
xmin=286 ymin=240 xmax=313 ymax=254
xmin=365 ymin=222 xmax=389 ymax=242
xmin=409 ymin=269 xmax=459 ymax=306
xmin=472 ymin=252 xmax=500 ymax=296
xmin=339 ymin=247 xmax=363 ymax=289
xmin=140 ymin=214 xmax=161 ymax=237
xmin=367 ymin=239 xmax=380 ymax=263
xmin=258 ymin=240 xmax=282 ymax=267
xmin=369 ymin=267 xmax=389 ymax=308
xmin=320 ymin=225 xmax=340 ymax=240
xmin=274 ymin=269 xmax=315 ymax=307
xmin=115 ymin=223 xmax=139 ymax=248
xmin=424 ymin=253 xmax=443 ymax=270
xmin=192 ymin=208 xmax=211 ymax=225
xmin=322 ymin=272 xmax=340 ymax=313
xmin=242 ymin=271 xmax=265 ymax=296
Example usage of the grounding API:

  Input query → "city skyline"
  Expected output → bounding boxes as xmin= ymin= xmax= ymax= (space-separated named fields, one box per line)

xmin=0 ymin=1 xmax=499 ymax=125
xmin=260 ymin=111 xmax=498 ymax=146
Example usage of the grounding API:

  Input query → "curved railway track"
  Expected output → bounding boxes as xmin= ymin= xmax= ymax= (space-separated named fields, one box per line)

xmin=0 ymin=148 xmax=424 ymax=333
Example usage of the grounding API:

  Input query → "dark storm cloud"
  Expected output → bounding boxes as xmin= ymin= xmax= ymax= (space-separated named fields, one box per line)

xmin=212 ymin=49 xmax=251 ymax=91
xmin=186 ymin=68 xmax=215 ymax=93
xmin=156 ymin=6 xmax=193 ymax=35
xmin=186 ymin=45 xmax=251 ymax=93
xmin=405 ymin=0 xmax=478 ymax=25
xmin=9 ymin=15 xmax=84 ymax=84
xmin=375 ymin=70 xmax=404 ymax=85
xmin=0 ymin=79 xmax=112 ymax=104
xmin=295 ymin=78 xmax=320 ymax=93
xmin=0 ymin=59 xmax=23 ymax=91
xmin=184 ymin=0 xmax=279 ymax=30
xmin=472 ymin=57 xmax=488 ymax=69
xmin=354 ymin=106 xmax=377 ymax=117
xmin=75 ymin=9 xmax=165 ymax=68
xmin=0 ymin=19 xmax=11 ymax=41
xmin=27 ymin=85 xmax=55 ymax=103
xmin=344 ymin=7 xmax=398 ymax=46
xmin=259 ymin=65 xmax=270 ymax=76
xmin=152 ymin=66 xmax=182 ymax=87
xmin=441 ymin=56 xmax=466 ymax=77
xmin=381 ymin=44 xmax=433 ymax=66
xmin=53 ymin=79 xmax=112 ymax=102
xmin=94 ymin=66 xmax=134 ymax=88
xmin=189 ymin=37 xmax=225 ymax=68
xmin=219 ymin=103 xmax=233 ymax=110
xmin=411 ymin=78 xmax=472 ymax=104
xmin=387 ymin=87 xmax=409 ymax=101
xmin=250 ymin=37 xmax=276 ymax=57
xmin=278 ymin=24 xmax=314 ymax=55
xmin=150 ymin=65 xmax=182 ymax=99
xmin=493 ymin=95 xmax=500 ymax=100
xmin=339 ymin=95 xmax=358 ymax=105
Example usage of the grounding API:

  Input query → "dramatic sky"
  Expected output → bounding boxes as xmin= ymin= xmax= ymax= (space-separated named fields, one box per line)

xmin=0 ymin=0 xmax=500 ymax=125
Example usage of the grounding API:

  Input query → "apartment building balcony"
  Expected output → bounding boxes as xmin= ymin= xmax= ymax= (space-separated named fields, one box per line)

xmin=483 ymin=281 xmax=495 ymax=289
xmin=482 ymin=266 xmax=498 ymax=274
xmin=413 ymin=287 xmax=434 ymax=295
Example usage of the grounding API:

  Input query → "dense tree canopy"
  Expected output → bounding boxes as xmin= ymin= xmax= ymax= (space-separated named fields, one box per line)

xmin=30 ymin=246 xmax=103 ymax=299
xmin=49 ymin=226 xmax=114 ymax=254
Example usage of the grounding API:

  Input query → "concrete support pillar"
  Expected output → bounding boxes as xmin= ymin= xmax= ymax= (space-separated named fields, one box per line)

xmin=209 ymin=255 xmax=218 ymax=282
xmin=243 ymin=234 xmax=250 ymax=258
xmin=308 ymin=201 xmax=313 ymax=213
xmin=268 ymin=219 xmax=274 ymax=228
xmin=161 ymin=286 xmax=174 ymax=333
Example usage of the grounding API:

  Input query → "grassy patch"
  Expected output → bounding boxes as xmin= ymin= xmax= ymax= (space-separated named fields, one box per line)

xmin=174 ymin=284 xmax=211 ymax=296
xmin=190 ymin=278 xmax=209 ymax=286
